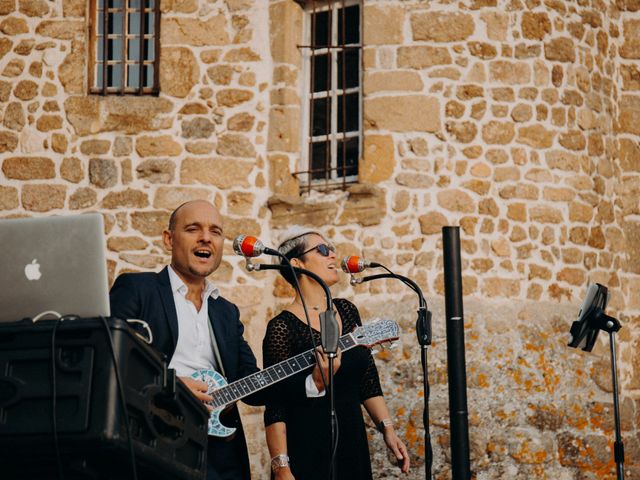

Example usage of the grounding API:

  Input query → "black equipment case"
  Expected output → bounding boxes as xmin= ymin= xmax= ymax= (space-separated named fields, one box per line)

xmin=0 ymin=317 xmax=208 ymax=480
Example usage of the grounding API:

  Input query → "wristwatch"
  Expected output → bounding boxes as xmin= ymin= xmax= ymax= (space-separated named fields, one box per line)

xmin=271 ymin=453 xmax=290 ymax=472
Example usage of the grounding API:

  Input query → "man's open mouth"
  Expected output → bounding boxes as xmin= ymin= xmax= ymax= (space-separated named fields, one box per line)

xmin=194 ymin=250 xmax=212 ymax=259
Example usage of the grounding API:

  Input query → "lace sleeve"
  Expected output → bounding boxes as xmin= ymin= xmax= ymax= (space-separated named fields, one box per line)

xmin=262 ymin=313 xmax=309 ymax=425
xmin=335 ymin=299 xmax=384 ymax=402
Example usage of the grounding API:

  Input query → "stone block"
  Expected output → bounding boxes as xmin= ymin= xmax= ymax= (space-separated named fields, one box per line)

xmin=63 ymin=0 xmax=84 ymax=16
xmin=223 ymin=47 xmax=259 ymax=62
xmin=51 ymin=133 xmax=67 ymax=153
xmin=363 ymin=71 xmax=423 ymax=95
xmin=160 ymin=47 xmax=199 ymax=98
xmin=216 ymin=133 xmax=256 ymax=158
xmin=397 ymin=46 xmax=452 ymax=69
xmin=22 ymin=184 xmax=66 ymax=211
xmin=161 ymin=0 xmax=197 ymax=13
xmin=411 ymin=11 xmax=474 ymax=42
xmin=181 ymin=157 xmax=253 ymax=189
xmin=0 ymin=131 xmax=18 ymax=153
xmin=153 ymin=186 xmax=211 ymax=210
xmin=227 ymin=191 xmax=254 ymax=216
xmin=113 ymin=137 xmax=132 ymax=157
xmin=136 ymin=135 xmax=181 ymax=157
xmin=3 ymin=58 xmax=24 ymax=77
xmin=267 ymin=106 xmax=300 ymax=152
xmin=362 ymin=4 xmax=403 ymax=45
xmin=418 ymin=211 xmax=448 ymax=235
xmin=101 ymin=189 xmax=149 ymax=209
xmin=131 ymin=210 xmax=171 ymax=237
xmin=14 ymin=39 xmax=35 ymax=55
xmin=446 ymin=121 xmax=477 ymax=143
xmin=267 ymin=195 xmax=338 ymax=228
xmin=337 ymin=184 xmax=386 ymax=226
xmin=558 ymin=130 xmax=586 ymax=151
xmin=161 ymin=16 xmax=229 ymax=46
xmin=482 ymin=121 xmax=515 ymax=144
xmin=182 ymin=117 xmax=215 ymax=139
xmin=365 ymin=96 xmax=440 ymax=133
xmin=61 ymin=156 xmax=83 ymax=183
xmin=269 ymin=1 xmax=302 ymax=66
xmin=89 ymin=158 xmax=117 ymax=188
xmin=619 ymin=138 xmax=640 ymax=172
xmin=14 ymin=79 xmax=37 ymax=100
xmin=499 ymin=184 xmax=539 ymax=200
xmin=36 ymin=115 xmax=62 ymax=132
xmin=3 ymin=156 xmax=54 ymax=179
xmin=396 ymin=173 xmax=434 ymax=189
xmin=0 ymin=186 xmax=19 ymax=210
xmin=107 ymin=236 xmax=148 ymax=252
xmin=59 ymin=39 xmax=83 ymax=94
xmin=1 ymin=16 xmax=28 ymax=35
xmin=521 ymin=12 xmax=550 ymax=40
xmin=0 ymin=37 xmax=11 ymax=60
xmin=136 ymin=159 xmax=175 ymax=184
xmin=35 ymin=20 xmax=83 ymax=39
xmin=489 ymin=61 xmax=531 ymax=85
xmin=621 ymin=19 xmax=640 ymax=59
xmin=511 ymin=104 xmax=532 ymax=122
xmin=80 ymin=139 xmax=110 ymax=155
xmin=268 ymin=154 xmax=298 ymax=196
xmin=618 ymin=95 xmax=640 ymax=135
xmin=228 ymin=113 xmax=255 ymax=132
xmin=216 ymin=89 xmax=253 ymax=107
xmin=0 ymin=0 xmax=15 ymax=14
xmin=361 ymin=134 xmax=394 ymax=183
xmin=544 ymin=38 xmax=576 ymax=62
xmin=481 ymin=278 xmax=520 ymax=298
xmin=437 ymin=189 xmax=475 ymax=213
xmin=530 ymin=205 xmax=563 ymax=223
xmin=480 ymin=11 xmax=508 ymax=40
xmin=517 ymin=125 xmax=555 ymax=148
xmin=3 ymin=102 xmax=24 ymax=131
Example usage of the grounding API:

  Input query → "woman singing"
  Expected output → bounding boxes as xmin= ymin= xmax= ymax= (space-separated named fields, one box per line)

xmin=262 ymin=228 xmax=410 ymax=479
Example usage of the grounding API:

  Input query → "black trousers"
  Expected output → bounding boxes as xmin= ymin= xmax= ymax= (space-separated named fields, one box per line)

xmin=206 ymin=434 xmax=251 ymax=480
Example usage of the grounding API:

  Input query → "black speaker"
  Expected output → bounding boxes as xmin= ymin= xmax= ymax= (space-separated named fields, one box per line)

xmin=0 ymin=317 xmax=208 ymax=480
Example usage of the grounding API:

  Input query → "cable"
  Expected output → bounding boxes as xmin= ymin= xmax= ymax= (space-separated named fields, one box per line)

xmin=50 ymin=315 xmax=65 ymax=480
xmin=98 ymin=316 xmax=138 ymax=480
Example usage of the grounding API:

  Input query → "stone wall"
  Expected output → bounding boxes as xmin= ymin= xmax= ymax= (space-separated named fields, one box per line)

xmin=1 ymin=0 xmax=639 ymax=478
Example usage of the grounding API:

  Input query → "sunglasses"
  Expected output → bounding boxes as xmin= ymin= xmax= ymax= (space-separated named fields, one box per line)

xmin=300 ymin=243 xmax=336 ymax=257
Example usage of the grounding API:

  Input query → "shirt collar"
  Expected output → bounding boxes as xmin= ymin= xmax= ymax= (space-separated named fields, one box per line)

xmin=167 ymin=265 xmax=220 ymax=300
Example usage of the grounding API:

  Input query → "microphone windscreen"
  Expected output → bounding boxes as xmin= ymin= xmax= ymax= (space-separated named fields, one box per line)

xmin=240 ymin=236 xmax=258 ymax=257
xmin=341 ymin=256 xmax=362 ymax=274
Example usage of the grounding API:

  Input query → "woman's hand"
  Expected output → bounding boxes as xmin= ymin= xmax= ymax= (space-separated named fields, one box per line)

xmin=383 ymin=427 xmax=410 ymax=474
xmin=274 ymin=467 xmax=295 ymax=480
xmin=311 ymin=347 xmax=342 ymax=392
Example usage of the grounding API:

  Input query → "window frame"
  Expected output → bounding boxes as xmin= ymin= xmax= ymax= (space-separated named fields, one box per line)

xmin=88 ymin=0 xmax=161 ymax=95
xmin=297 ymin=0 xmax=362 ymax=191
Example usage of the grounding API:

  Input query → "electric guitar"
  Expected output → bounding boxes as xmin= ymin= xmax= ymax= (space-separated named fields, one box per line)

xmin=190 ymin=319 xmax=400 ymax=437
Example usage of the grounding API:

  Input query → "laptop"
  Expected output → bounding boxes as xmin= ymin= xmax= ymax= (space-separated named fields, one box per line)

xmin=0 ymin=213 xmax=110 ymax=322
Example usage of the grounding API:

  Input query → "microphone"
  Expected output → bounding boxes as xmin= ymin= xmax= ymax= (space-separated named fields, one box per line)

xmin=341 ymin=256 xmax=381 ymax=274
xmin=233 ymin=235 xmax=280 ymax=257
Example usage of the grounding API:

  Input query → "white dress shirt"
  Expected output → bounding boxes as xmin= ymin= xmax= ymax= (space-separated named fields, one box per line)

xmin=167 ymin=266 xmax=219 ymax=377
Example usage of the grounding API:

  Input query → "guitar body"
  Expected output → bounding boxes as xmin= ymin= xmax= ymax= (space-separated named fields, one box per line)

xmin=190 ymin=369 xmax=235 ymax=437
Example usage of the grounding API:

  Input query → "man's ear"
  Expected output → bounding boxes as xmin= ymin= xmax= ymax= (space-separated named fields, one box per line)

xmin=290 ymin=257 xmax=301 ymax=268
xmin=162 ymin=229 xmax=173 ymax=252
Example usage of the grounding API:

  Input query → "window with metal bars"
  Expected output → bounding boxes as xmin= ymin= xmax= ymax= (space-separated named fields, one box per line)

xmin=296 ymin=0 xmax=361 ymax=192
xmin=89 ymin=0 xmax=160 ymax=95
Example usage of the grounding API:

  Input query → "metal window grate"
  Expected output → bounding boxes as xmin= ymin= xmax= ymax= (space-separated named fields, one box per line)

xmin=295 ymin=0 xmax=361 ymax=193
xmin=89 ymin=0 xmax=160 ymax=95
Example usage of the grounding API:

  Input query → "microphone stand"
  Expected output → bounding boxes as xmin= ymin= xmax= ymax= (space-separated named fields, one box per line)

xmin=351 ymin=271 xmax=433 ymax=479
xmin=245 ymin=260 xmax=340 ymax=480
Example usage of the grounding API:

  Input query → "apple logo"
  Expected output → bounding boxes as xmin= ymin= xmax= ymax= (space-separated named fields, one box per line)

xmin=24 ymin=259 xmax=42 ymax=281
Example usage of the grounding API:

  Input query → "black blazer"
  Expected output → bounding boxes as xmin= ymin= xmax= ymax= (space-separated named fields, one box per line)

xmin=109 ymin=266 xmax=262 ymax=480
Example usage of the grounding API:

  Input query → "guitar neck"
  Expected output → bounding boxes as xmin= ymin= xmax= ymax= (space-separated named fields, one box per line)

xmin=210 ymin=331 xmax=358 ymax=408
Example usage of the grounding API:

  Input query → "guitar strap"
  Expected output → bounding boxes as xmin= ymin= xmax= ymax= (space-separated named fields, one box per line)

xmin=207 ymin=314 xmax=226 ymax=377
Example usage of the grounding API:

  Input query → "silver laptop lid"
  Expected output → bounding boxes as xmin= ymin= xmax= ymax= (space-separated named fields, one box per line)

xmin=0 ymin=213 xmax=110 ymax=322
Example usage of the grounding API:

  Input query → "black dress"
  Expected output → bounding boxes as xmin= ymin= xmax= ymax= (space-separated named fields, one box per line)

xmin=262 ymin=298 xmax=383 ymax=480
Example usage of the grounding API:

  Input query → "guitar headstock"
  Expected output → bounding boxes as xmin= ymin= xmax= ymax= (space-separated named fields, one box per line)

xmin=352 ymin=319 xmax=400 ymax=348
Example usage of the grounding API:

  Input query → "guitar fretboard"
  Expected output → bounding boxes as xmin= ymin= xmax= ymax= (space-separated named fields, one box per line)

xmin=210 ymin=333 xmax=357 ymax=408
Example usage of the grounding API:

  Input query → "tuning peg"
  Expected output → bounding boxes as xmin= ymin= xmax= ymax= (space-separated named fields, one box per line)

xmin=388 ymin=341 xmax=398 ymax=349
